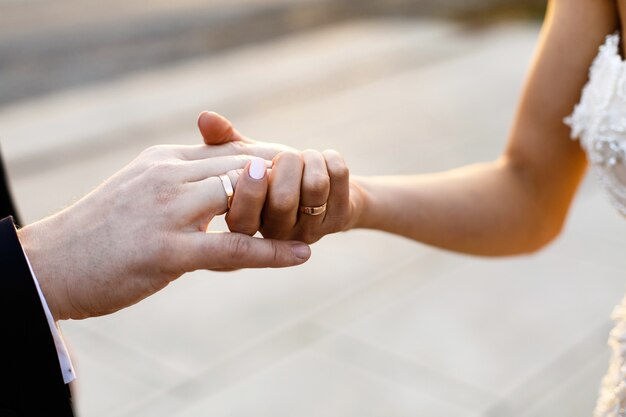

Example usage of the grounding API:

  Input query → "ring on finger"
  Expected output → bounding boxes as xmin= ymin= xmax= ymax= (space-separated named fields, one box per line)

xmin=298 ymin=203 xmax=327 ymax=216
xmin=219 ymin=174 xmax=234 ymax=209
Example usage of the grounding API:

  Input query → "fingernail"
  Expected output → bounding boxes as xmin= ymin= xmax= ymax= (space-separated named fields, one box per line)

xmin=249 ymin=157 xmax=267 ymax=180
xmin=291 ymin=243 xmax=311 ymax=260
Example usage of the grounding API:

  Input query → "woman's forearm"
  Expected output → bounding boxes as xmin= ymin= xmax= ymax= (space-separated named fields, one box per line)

xmin=346 ymin=0 xmax=614 ymax=257
xmin=351 ymin=158 xmax=566 ymax=256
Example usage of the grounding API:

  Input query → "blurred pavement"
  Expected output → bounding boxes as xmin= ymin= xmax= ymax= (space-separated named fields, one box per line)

xmin=1 ymin=17 xmax=624 ymax=417
xmin=0 ymin=0 xmax=543 ymax=106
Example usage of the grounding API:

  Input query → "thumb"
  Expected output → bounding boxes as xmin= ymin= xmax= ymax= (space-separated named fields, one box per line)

xmin=197 ymin=111 xmax=245 ymax=145
xmin=184 ymin=231 xmax=311 ymax=270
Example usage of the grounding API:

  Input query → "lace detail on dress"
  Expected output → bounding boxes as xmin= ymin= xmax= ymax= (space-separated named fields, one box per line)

xmin=565 ymin=33 xmax=626 ymax=417
xmin=596 ymin=299 xmax=626 ymax=417
xmin=565 ymin=33 xmax=626 ymax=216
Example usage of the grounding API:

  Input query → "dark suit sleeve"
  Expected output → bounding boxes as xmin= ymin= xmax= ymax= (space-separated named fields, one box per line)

xmin=0 ymin=216 xmax=73 ymax=416
xmin=0 ymin=155 xmax=20 ymax=226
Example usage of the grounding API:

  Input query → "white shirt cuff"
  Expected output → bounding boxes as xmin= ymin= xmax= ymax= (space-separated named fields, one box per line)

xmin=22 ymin=250 xmax=76 ymax=384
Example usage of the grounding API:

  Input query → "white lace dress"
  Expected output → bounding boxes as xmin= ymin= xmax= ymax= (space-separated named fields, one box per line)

xmin=566 ymin=33 xmax=626 ymax=417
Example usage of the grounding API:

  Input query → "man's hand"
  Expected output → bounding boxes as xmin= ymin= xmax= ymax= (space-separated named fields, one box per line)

xmin=18 ymin=143 xmax=311 ymax=321
xmin=198 ymin=111 xmax=360 ymax=244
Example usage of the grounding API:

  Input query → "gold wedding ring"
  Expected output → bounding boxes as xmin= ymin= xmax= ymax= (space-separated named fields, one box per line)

xmin=218 ymin=174 xmax=234 ymax=209
xmin=298 ymin=203 xmax=327 ymax=216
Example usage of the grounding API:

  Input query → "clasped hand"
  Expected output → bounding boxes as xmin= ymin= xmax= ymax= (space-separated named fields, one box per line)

xmin=17 ymin=111 xmax=360 ymax=321
xmin=197 ymin=111 xmax=358 ymax=244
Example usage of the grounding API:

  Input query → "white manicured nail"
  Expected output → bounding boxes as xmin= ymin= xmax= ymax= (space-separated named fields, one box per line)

xmin=249 ymin=157 xmax=266 ymax=180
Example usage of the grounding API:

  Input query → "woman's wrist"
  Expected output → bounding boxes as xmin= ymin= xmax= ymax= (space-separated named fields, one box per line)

xmin=347 ymin=176 xmax=373 ymax=231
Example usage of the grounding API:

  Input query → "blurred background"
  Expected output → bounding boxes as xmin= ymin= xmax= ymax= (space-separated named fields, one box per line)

xmin=2 ymin=1 xmax=625 ymax=416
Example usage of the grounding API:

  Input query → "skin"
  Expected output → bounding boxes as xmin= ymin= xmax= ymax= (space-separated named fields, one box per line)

xmin=348 ymin=0 xmax=617 ymax=255
xmin=208 ymin=0 xmax=620 ymax=256
xmin=18 ymin=141 xmax=311 ymax=321
xmin=20 ymin=0 xmax=616 ymax=323
xmin=198 ymin=112 xmax=355 ymax=244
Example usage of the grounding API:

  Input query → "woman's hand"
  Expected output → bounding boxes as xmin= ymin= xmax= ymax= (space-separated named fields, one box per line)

xmin=256 ymin=148 xmax=356 ymax=243
xmin=198 ymin=111 xmax=363 ymax=243
xmin=18 ymin=143 xmax=311 ymax=321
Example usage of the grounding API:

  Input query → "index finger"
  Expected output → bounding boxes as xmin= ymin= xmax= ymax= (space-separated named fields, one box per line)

xmin=226 ymin=158 xmax=269 ymax=236
xmin=176 ymin=142 xmax=291 ymax=161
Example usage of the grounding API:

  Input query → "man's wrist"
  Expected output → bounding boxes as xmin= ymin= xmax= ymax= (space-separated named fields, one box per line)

xmin=17 ymin=222 xmax=63 ymax=321
xmin=20 ymin=240 xmax=77 ymax=383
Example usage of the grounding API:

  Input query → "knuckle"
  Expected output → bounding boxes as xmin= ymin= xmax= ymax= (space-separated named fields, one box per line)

xmin=323 ymin=150 xmax=349 ymax=178
xmin=226 ymin=215 xmax=259 ymax=237
xmin=303 ymin=173 xmax=330 ymax=196
xmin=145 ymin=170 xmax=180 ymax=205
xmin=155 ymin=185 xmax=179 ymax=206
xmin=236 ymin=154 xmax=254 ymax=163
xmin=332 ymin=163 xmax=350 ymax=180
xmin=228 ymin=141 xmax=249 ymax=155
xmin=267 ymin=238 xmax=281 ymax=265
xmin=322 ymin=149 xmax=341 ymax=159
xmin=141 ymin=145 xmax=162 ymax=156
xmin=147 ymin=160 xmax=181 ymax=178
xmin=141 ymin=145 xmax=172 ymax=159
xmin=269 ymin=191 xmax=299 ymax=215
xmin=274 ymin=150 xmax=303 ymax=166
xmin=302 ymin=149 xmax=322 ymax=159
xmin=224 ymin=233 xmax=252 ymax=258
